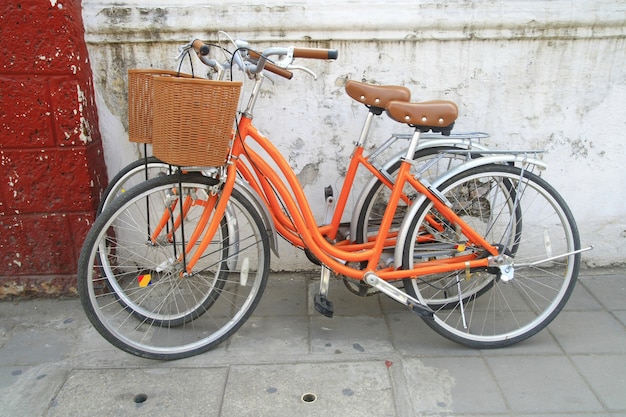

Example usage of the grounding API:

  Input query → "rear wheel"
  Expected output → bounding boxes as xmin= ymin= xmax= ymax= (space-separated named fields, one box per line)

xmin=97 ymin=156 xmax=173 ymax=215
xmin=402 ymin=164 xmax=580 ymax=348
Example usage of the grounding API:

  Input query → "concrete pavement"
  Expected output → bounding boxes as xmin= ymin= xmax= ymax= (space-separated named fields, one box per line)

xmin=0 ymin=267 xmax=625 ymax=416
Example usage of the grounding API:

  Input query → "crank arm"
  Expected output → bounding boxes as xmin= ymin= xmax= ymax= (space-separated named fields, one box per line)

xmin=364 ymin=272 xmax=434 ymax=318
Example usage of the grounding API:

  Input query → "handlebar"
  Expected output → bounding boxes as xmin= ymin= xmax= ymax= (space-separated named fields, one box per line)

xmin=192 ymin=39 xmax=293 ymax=80
xmin=190 ymin=40 xmax=220 ymax=70
xmin=192 ymin=39 xmax=211 ymax=58
xmin=293 ymin=48 xmax=339 ymax=60
xmin=248 ymin=50 xmax=294 ymax=80
xmin=190 ymin=38 xmax=338 ymax=80
xmin=183 ymin=35 xmax=339 ymax=117
xmin=248 ymin=46 xmax=338 ymax=76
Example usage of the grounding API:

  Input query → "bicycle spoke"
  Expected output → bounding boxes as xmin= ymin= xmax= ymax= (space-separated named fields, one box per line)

xmin=78 ymin=174 xmax=270 ymax=359
xmin=403 ymin=164 xmax=580 ymax=347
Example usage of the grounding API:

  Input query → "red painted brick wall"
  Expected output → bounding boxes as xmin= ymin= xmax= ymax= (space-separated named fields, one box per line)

xmin=0 ymin=0 xmax=107 ymax=297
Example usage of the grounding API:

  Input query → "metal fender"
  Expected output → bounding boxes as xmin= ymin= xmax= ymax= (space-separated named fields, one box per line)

xmin=224 ymin=204 xmax=240 ymax=271
xmin=235 ymin=178 xmax=280 ymax=257
xmin=392 ymin=154 xmax=547 ymax=268
xmin=349 ymin=138 xmax=490 ymax=242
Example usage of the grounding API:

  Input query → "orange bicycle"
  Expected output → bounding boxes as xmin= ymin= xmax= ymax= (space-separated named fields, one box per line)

xmin=78 ymin=36 xmax=588 ymax=359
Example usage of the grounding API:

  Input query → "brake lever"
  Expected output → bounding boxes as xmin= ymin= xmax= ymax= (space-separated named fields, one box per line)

xmin=175 ymin=41 xmax=194 ymax=61
xmin=288 ymin=65 xmax=317 ymax=79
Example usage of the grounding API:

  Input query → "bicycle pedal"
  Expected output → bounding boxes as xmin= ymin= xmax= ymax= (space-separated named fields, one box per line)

xmin=314 ymin=293 xmax=334 ymax=318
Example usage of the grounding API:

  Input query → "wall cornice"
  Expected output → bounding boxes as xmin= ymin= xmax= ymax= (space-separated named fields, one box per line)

xmin=83 ymin=0 xmax=626 ymax=43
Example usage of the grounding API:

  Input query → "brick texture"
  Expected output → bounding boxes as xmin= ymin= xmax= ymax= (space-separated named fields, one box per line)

xmin=0 ymin=0 xmax=107 ymax=298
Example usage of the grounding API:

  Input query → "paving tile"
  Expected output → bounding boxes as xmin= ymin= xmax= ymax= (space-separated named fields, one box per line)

xmin=310 ymin=315 xmax=393 ymax=355
xmin=254 ymin=273 xmax=309 ymax=316
xmin=613 ymin=310 xmax=626 ymax=327
xmin=571 ymin=354 xmax=626 ymax=412
xmin=509 ymin=414 xmax=610 ymax=417
xmin=0 ymin=364 xmax=69 ymax=417
xmin=70 ymin=324 xmax=166 ymax=368
xmin=222 ymin=362 xmax=395 ymax=417
xmin=47 ymin=367 xmax=228 ymax=417
xmin=563 ymin=279 xmax=604 ymax=311
xmin=486 ymin=355 xmax=603 ymax=413
xmin=0 ymin=325 xmax=11 ymax=350
xmin=378 ymin=291 xmax=413 ymax=314
xmin=479 ymin=326 xmax=563 ymax=355
xmin=227 ymin=315 xmax=309 ymax=356
xmin=396 ymin=357 xmax=456 ymax=415
xmin=410 ymin=356 xmax=508 ymax=414
xmin=386 ymin=312 xmax=482 ymax=356
xmin=0 ymin=366 xmax=26 ymax=391
xmin=0 ymin=327 xmax=77 ymax=366
xmin=0 ymin=303 xmax=21 ymax=348
xmin=0 ymin=299 xmax=84 ymax=326
xmin=578 ymin=275 xmax=626 ymax=311
xmin=549 ymin=311 xmax=626 ymax=354
xmin=0 ymin=269 xmax=625 ymax=417
xmin=0 ymin=299 xmax=94 ymax=366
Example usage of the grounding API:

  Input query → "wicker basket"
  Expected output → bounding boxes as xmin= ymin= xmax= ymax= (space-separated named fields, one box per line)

xmin=127 ymin=69 xmax=194 ymax=143
xmin=151 ymin=76 xmax=242 ymax=167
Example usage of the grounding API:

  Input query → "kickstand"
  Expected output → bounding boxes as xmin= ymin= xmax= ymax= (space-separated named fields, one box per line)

xmin=314 ymin=266 xmax=334 ymax=318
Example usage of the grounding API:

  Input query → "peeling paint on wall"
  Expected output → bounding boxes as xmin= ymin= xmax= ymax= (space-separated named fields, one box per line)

xmin=76 ymin=85 xmax=92 ymax=145
xmin=82 ymin=0 xmax=626 ymax=268
xmin=296 ymin=162 xmax=321 ymax=189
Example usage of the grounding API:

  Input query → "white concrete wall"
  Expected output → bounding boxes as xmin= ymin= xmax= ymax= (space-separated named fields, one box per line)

xmin=83 ymin=0 xmax=626 ymax=269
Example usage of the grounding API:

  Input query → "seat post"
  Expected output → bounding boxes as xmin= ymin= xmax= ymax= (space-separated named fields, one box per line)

xmin=403 ymin=128 xmax=422 ymax=161
xmin=354 ymin=110 xmax=377 ymax=148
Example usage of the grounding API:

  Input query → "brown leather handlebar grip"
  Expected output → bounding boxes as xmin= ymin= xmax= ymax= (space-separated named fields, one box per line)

xmin=292 ymin=48 xmax=339 ymax=60
xmin=248 ymin=50 xmax=294 ymax=79
xmin=192 ymin=39 xmax=211 ymax=56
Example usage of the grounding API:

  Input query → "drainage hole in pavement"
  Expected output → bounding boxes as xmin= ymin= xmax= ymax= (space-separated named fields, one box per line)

xmin=301 ymin=393 xmax=317 ymax=403
xmin=134 ymin=393 xmax=148 ymax=404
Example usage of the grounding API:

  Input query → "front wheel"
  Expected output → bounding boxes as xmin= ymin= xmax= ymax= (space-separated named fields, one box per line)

xmin=78 ymin=172 xmax=270 ymax=359
xmin=402 ymin=164 xmax=580 ymax=348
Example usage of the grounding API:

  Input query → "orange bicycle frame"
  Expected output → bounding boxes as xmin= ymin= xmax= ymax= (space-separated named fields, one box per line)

xmin=218 ymin=115 xmax=498 ymax=279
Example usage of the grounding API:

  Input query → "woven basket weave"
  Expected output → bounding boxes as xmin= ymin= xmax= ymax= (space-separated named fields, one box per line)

xmin=151 ymin=76 xmax=242 ymax=167
xmin=127 ymin=69 xmax=193 ymax=144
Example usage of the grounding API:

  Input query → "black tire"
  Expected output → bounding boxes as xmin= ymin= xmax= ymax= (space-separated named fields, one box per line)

xmin=78 ymin=172 xmax=270 ymax=359
xmin=97 ymin=156 xmax=173 ymax=215
xmin=402 ymin=164 xmax=580 ymax=348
